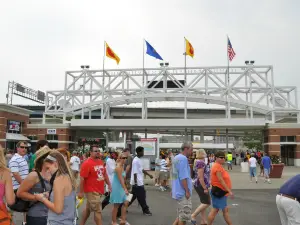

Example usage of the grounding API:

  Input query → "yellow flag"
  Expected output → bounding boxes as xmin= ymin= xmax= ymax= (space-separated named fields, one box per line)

xmin=185 ymin=38 xmax=194 ymax=58
xmin=106 ymin=42 xmax=120 ymax=64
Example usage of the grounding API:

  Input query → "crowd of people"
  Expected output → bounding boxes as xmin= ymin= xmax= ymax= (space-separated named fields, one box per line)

xmin=0 ymin=140 xmax=299 ymax=225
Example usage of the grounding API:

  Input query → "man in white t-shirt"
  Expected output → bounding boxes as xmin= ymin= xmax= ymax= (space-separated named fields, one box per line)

xmin=129 ymin=146 xmax=153 ymax=216
xmin=70 ymin=151 xmax=81 ymax=179
xmin=249 ymin=153 xmax=258 ymax=183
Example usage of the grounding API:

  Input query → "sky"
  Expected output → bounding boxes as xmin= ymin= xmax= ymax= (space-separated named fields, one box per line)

xmin=0 ymin=0 xmax=299 ymax=107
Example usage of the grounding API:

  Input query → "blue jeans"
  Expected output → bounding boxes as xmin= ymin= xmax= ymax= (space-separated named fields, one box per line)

xmin=250 ymin=167 xmax=257 ymax=177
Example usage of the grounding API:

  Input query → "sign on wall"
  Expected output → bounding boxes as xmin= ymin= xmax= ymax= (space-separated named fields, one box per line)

xmin=135 ymin=138 xmax=157 ymax=156
xmin=47 ymin=129 xmax=57 ymax=135
xmin=8 ymin=121 xmax=21 ymax=132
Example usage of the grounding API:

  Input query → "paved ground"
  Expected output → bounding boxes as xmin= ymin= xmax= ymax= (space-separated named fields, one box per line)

xmin=79 ymin=188 xmax=280 ymax=225
xmin=13 ymin=165 xmax=298 ymax=224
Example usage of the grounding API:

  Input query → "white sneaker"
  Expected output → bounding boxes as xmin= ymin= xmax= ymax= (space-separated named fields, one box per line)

xmin=268 ymin=180 xmax=271 ymax=184
xmin=159 ymin=186 xmax=165 ymax=191
xmin=155 ymin=183 xmax=159 ymax=187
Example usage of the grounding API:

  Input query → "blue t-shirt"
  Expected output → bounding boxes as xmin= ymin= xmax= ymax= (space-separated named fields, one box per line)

xmin=262 ymin=156 xmax=271 ymax=169
xmin=171 ymin=154 xmax=192 ymax=200
xmin=279 ymin=174 xmax=300 ymax=200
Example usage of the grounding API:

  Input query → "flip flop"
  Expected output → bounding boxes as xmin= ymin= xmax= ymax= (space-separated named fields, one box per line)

xmin=191 ymin=219 xmax=197 ymax=225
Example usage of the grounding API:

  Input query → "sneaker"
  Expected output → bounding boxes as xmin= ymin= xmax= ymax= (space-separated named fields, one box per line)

xmin=159 ymin=186 xmax=165 ymax=191
xmin=155 ymin=183 xmax=159 ymax=187
xmin=268 ymin=180 xmax=271 ymax=184
xmin=256 ymin=180 xmax=258 ymax=183
xmin=143 ymin=211 xmax=152 ymax=216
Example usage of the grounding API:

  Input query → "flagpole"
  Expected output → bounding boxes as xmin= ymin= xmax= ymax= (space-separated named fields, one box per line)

xmin=102 ymin=41 xmax=105 ymax=119
xmin=143 ymin=39 xmax=145 ymax=87
xmin=226 ymin=35 xmax=231 ymax=120
xmin=184 ymin=38 xmax=187 ymax=85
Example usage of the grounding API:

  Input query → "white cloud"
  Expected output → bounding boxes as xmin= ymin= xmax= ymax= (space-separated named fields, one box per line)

xmin=0 ymin=0 xmax=299 ymax=107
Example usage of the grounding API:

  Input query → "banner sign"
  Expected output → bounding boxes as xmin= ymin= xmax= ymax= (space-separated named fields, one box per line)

xmin=47 ymin=129 xmax=57 ymax=135
xmin=136 ymin=138 xmax=156 ymax=156
xmin=8 ymin=121 xmax=21 ymax=132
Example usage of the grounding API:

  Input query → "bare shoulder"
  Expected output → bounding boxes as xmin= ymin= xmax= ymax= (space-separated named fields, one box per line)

xmin=54 ymin=175 xmax=71 ymax=185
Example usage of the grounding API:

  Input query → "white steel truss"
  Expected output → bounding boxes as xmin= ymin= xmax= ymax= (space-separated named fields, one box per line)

xmin=44 ymin=65 xmax=300 ymax=123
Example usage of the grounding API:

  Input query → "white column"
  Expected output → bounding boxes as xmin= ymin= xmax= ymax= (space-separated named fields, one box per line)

xmin=226 ymin=128 xmax=229 ymax=152
xmin=123 ymin=132 xmax=126 ymax=149
xmin=200 ymin=131 xmax=204 ymax=143
xmin=157 ymin=132 xmax=160 ymax=159
xmin=42 ymin=114 xmax=46 ymax=124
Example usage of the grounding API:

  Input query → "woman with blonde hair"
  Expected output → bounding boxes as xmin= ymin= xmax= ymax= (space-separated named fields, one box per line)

xmin=110 ymin=151 xmax=130 ymax=225
xmin=35 ymin=151 xmax=77 ymax=225
xmin=191 ymin=149 xmax=211 ymax=225
xmin=0 ymin=145 xmax=15 ymax=225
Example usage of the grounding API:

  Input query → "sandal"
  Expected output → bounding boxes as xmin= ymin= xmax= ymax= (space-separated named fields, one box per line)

xmin=191 ymin=219 xmax=197 ymax=225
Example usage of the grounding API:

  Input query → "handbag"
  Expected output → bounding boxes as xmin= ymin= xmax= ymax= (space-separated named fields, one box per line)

xmin=211 ymin=185 xmax=228 ymax=198
xmin=8 ymin=171 xmax=46 ymax=212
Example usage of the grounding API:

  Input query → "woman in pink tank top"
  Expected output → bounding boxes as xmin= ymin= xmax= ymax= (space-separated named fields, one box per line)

xmin=0 ymin=145 xmax=15 ymax=225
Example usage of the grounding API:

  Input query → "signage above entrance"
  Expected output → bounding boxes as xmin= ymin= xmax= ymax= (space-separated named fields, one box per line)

xmin=47 ymin=129 xmax=57 ymax=135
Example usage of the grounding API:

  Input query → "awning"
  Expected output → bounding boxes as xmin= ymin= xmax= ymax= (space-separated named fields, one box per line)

xmin=6 ymin=133 xmax=29 ymax=141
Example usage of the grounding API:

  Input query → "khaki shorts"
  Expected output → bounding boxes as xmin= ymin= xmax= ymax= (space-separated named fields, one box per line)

xmin=154 ymin=170 xmax=160 ymax=179
xmin=125 ymin=179 xmax=131 ymax=192
xmin=159 ymin=171 xmax=169 ymax=181
xmin=177 ymin=196 xmax=192 ymax=222
xmin=86 ymin=192 xmax=102 ymax=213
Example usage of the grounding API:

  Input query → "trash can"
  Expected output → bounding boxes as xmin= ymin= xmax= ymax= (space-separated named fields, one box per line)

xmin=241 ymin=162 xmax=249 ymax=173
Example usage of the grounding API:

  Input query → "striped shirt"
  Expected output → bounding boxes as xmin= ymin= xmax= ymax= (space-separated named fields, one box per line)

xmin=9 ymin=153 xmax=29 ymax=190
xmin=160 ymin=159 xmax=168 ymax=172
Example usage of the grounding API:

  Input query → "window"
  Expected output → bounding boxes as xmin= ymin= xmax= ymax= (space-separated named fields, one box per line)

xmin=280 ymin=136 xmax=286 ymax=142
xmin=46 ymin=135 xmax=58 ymax=140
xmin=287 ymin=136 xmax=295 ymax=142
xmin=27 ymin=135 xmax=37 ymax=141
xmin=280 ymin=136 xmax=295 ymax=142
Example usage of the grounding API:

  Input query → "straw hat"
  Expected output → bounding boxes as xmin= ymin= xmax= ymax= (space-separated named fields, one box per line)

xmin=34 ymin=146 xmax=52 ymax=167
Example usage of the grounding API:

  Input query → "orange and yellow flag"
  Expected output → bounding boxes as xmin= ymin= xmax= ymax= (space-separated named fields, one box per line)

xmin=185 ymin=38 xmax=194 ymax=58
xmin=105 ymin=42 xmax=120 ymax=64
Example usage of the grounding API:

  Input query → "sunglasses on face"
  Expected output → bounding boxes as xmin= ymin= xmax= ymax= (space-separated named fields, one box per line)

xmin=121 ymin=157 xmax=128 ymax=159
xmin=92 ymin=150 xmax=100 ymax=153
xmin=19 ymin=146 xmax=28 ymax=149
xmin=218 ymin=156 xmax=225 ymax=159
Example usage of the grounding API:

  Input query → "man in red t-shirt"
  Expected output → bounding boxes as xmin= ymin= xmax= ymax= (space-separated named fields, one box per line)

xmin=78 ymin=145 xmax=111 ymax=225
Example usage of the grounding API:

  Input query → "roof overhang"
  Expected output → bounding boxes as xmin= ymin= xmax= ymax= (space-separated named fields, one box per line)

xmin=71 ymin=118 xmax=266 ymax=130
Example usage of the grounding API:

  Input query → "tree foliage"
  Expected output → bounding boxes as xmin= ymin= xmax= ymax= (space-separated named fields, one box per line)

xmin=242 ymin=130 xmax=263 ymax=151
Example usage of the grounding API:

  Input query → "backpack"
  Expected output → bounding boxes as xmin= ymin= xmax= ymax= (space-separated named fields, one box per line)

xmin=8 ymin=171 xmax=46 ymax=212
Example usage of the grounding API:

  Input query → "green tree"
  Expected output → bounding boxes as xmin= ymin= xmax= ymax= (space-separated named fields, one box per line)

xmin=242 ymin=131 xmax=263 ymax=151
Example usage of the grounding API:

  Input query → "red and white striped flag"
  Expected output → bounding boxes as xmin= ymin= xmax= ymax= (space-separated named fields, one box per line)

xmin=227 ymin=37 xmax=236 ymax=61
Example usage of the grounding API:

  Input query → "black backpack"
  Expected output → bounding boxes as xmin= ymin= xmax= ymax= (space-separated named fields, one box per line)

xmin=8 ymin=171 xmax=46 ymax=212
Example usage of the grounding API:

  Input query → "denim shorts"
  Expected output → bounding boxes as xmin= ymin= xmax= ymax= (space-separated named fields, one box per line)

xmin=210 ymin=190 xmax=228 ymax=210
xmin=264 ymin=168 xmax=270 ymax=176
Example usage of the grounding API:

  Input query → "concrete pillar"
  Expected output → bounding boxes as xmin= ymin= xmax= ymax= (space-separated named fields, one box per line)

xmin=106 ymin=132 xmax=109 ymax=151
xmin=157 ymin=132 xmax=160 ymax=159
xmin=123 ymin=132 xmax=126 ymax=149
xmin=226 ymin=128 xmax=229 ymax=152
xmin=185 ymin=128 xmax=188 ymax=141
xmin=200 ymin=131 xmax=204 ymax=143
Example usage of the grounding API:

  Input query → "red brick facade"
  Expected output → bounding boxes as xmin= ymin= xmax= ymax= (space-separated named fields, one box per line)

xmin=264 ymin=128 xmax=300 ymax=158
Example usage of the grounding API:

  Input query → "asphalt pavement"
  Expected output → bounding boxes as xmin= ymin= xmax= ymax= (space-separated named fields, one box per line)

xmin=13 ymin=187 xmax=281 ymax=225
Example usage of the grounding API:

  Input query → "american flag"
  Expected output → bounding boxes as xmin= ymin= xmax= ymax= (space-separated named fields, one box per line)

xmin=227 ymin=37 xmax=236 ymax=61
